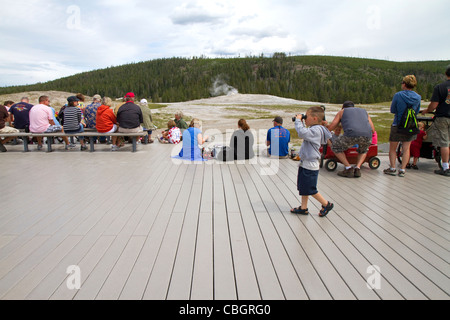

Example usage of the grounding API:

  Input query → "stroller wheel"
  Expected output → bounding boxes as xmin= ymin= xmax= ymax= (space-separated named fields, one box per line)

xmin=325 ymin=159 xmax=338 ymax=171
xmin=434 ymin=147 xmax=442 ymax=169
xmin=369 ymin=157 xmax=381 ymax=169
xmin=396 ymin=143 xmax=403 ymax=164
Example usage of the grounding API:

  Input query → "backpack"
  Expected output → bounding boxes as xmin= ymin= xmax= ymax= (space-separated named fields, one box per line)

xmin=398 ymin=103 xmax=419 ymax=135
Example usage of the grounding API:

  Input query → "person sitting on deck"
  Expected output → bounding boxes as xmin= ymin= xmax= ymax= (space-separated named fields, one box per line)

xmin=174 ymin=111 xmax=189 ymax=136
xmin=159 ymin=120 xmax=181 ymax=144
xmin=218 ymin=118 xmax=255 ymax=161
xmin=266 ymin=116 xmax=290 ymax=159
xmin=173 ymin=118 xmax=208 ymax=161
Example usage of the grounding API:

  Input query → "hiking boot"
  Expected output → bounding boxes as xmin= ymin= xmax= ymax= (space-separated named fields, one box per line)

xmin=383 ymin=168 xmax=397 ymax=176
xmin=434 ymin=169 xmax=450 ymax=176
xmin=0 ymin=142 xmax=7 ymax=152
xmin=354 ymin=167 xmax=361 ymax=178
xmin=398 ymin=170 xmax=405 ymax=177
xmin=338 ymin=167 xmax=354 ymax=178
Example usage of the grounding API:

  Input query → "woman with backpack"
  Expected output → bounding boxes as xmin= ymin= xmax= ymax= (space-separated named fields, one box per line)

xmin=384 ymin=75 xmax=422 ymax=177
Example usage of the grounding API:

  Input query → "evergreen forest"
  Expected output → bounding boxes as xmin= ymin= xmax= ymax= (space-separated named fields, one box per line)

xmin=1 ymin=54 xmax=449 ymax=104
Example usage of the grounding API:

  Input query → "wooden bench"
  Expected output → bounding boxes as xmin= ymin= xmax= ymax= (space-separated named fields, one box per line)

xmin=0 ymin=131 xmax=148 ymax=153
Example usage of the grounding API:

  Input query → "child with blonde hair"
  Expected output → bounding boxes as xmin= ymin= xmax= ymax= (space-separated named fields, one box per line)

xmin=406 ymin=121 xmax=427 ymax=169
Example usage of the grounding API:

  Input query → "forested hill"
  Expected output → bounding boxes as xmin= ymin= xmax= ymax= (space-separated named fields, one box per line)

xmin=1 ymin=55 xmax=449 ymax=104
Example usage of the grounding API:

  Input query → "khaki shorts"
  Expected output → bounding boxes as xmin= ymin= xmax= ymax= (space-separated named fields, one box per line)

xmin=118 ymin=126 xmax=143 ymax=133
xmin=0 ymin=126 xmax=20 ymax=133
xmin=432 ymin=117 xmax=450 ymax=147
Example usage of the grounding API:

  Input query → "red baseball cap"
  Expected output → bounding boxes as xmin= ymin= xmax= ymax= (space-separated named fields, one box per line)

xmin=124 ymin=92 xmax=135 ymax=98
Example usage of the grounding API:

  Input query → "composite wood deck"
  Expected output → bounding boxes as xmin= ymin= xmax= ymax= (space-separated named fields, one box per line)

xmin=0 ymin=141 xmax=449 ymax=300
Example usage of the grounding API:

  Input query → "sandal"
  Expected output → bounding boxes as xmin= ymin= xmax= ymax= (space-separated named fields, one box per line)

xmin=319 ymin=202 xmax=334 ymax=217
xmin=291 ymin=207 xmax=309 ymax=215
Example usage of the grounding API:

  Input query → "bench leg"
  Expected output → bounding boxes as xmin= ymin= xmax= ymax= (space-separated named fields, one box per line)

xmin=89 ymin=137 xmax=95 ymax=152
xmin=132 ymin=137 xmax=137 ymax=152
xmin=23 ymin=137 xmax=29 ymax=152
xmin=46 ymin=137 xmax=53 ymax=152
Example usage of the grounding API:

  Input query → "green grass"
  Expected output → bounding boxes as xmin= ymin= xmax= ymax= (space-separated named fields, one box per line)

xmin=368 ymin=112 xmax=393 ymax=143
xmin=147 ymin=103 xmax=168 ymax=109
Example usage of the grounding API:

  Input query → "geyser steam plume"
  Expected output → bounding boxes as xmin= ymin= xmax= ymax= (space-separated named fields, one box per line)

xmin=210 ymin=75 xmax=238 ymax=97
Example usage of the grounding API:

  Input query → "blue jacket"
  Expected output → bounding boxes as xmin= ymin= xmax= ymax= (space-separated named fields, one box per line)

xmin=391 ymin=90 xmax=421 ymax=126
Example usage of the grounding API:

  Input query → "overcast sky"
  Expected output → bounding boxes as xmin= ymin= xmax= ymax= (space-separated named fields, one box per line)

xmin=1 ymin=0 xmax=449 ymax=87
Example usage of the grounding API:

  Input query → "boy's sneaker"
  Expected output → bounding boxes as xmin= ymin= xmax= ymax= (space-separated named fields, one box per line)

xmin=338 ymin=167 xmax=354 ymax=178
xmin=80 ymin=145 xmax=88 ymax=151
xmin=37 ymin=144 xmax=43 ymax=151
xmin=398 ymin=170 xmax=405 ymax=177
xmin=434 ymin=168 xmax=450 ymax=176
xmin=0 ymin=143 xmax=7 ymax=152
xmin=354 ymin=168 xmax=361 ymax=178
xmin=65 ymin=143 xmax=76 ymax=150
xmin=111 ymin=145 xmax=119 ymax=151
xmin=383 ymin=168 xmax=397 ymax=176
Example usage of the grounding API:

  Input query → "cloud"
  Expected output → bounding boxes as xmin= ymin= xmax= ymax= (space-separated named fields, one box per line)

xmin=170 ymin=1 xmax=231 ymax=25
xmin=0 ymin=0 xmax=449 ymax=86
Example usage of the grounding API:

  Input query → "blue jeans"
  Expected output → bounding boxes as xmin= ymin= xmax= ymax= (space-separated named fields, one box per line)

xmin=65 ymin=124 xmax=85 ymax=141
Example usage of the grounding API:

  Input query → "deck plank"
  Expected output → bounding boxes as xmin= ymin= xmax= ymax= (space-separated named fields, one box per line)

xmin=1 ymin=143 xmax=449 ymax=300
xmin=167 ymin=165 xmax=204 ymax=300
xmin=221 ymin=164 xmax=261 ymax=300
xmin=191 ymin=164 xmax=214 ymax=300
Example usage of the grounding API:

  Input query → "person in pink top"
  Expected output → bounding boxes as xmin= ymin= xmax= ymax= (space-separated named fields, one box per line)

xmin=29 ymin=95 xmax=71 ymax=150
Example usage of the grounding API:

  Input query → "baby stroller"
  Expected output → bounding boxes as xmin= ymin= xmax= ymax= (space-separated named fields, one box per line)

xmin=396 ymin=115 xmax=442 ymax=168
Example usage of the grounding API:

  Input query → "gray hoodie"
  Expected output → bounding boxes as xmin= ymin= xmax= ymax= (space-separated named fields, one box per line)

xmin=295 ymin=119 xmax=332 ymax=170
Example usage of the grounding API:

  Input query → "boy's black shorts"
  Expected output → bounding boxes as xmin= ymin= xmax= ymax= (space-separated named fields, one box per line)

xmin=297 ymin=166 xmax=319 ymax=196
